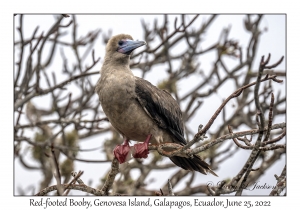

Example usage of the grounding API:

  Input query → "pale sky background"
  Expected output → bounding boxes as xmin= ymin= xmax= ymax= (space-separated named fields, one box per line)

xmin=1 ymin=0 xmax=299 ymax=207
xmin=14 ymin=14 xmax=286 ymax=196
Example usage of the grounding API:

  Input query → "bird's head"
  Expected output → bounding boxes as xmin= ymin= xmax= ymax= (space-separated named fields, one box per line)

xmin=104 ymin=34 xmax=146 ymax=64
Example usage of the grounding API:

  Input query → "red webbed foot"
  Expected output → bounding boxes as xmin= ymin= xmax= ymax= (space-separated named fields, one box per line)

xmin=113 ymin=139 xmax=132 ymax=164
xmin=133 ymin=134 xmax=152 ymax=159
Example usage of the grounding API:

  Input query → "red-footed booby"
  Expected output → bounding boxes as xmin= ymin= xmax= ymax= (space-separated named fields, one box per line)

xmin=95 ymin=34 xmax=217 ymax=176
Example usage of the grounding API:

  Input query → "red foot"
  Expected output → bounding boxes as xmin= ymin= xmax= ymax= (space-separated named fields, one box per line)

xmin=113 ymin=139 xmax=131 ymax=164
xmin=133 ymin=134 xmax=152 ymax=159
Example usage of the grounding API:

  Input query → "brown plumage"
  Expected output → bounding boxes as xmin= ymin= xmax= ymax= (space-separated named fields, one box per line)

xmin=95 ymin=34 xmax=217 ymax=176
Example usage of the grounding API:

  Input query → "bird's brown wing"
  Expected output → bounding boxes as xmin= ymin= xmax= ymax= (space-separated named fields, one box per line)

xmin=135 ymin=77 xmax=218 ymax=176
xmin=135 ymin=77 xmax=186 ymax=145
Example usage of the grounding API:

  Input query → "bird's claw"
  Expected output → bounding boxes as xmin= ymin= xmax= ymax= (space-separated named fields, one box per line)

xmin=113 ymin=144 xmax=131 ymax=164
xmin=133 ymin=142 xmax=149 ymax=158
xmin=132 ymin=134 xmax=151 ymax=159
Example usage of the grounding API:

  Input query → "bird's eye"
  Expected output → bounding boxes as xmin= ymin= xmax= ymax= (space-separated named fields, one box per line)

xmin=118 ymin=40 xmax=124 ymax=46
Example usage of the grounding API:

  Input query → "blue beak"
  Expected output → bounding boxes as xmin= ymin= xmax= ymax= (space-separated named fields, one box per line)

xmin=117 ymin=39 xmax=146 ymax=55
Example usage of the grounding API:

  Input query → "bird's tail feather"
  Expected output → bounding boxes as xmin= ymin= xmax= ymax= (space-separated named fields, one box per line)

xmin=169 ymin=155 xmax=218 ymax=177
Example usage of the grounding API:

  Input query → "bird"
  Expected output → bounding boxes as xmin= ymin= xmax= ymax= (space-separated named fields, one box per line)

xmin=95 ymin=34 xmax=217 ymax=176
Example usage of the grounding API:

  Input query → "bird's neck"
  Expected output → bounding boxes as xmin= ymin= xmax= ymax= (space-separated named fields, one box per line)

xmin=101 ymin=56 xmax=133 ymax=76
xmin=104 ymin=53 xmax=130 ymax=65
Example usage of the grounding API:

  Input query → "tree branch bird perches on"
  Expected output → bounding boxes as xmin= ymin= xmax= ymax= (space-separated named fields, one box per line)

xmin=95 ymin=34 xmax=217 ymax=176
